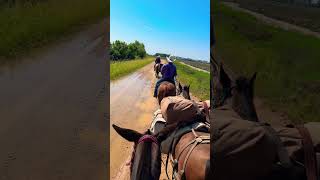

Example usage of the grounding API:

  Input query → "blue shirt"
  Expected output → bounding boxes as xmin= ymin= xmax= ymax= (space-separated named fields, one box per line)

xmin=161 ymin=62 xmax=177 ymax=80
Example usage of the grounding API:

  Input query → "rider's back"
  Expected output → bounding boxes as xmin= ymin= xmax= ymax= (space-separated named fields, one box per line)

xmin=161 ymin=62 xmax=176 ymax=80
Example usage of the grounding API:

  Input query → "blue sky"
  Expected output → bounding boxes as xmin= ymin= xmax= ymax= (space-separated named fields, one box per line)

xmin=110 ymin=0 xmax=210 ymax=61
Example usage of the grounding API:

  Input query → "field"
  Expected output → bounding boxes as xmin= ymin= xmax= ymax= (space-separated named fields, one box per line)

xmin=0 ymin=0 xmax=107 ymax=59
xmin=222 ymin=0 xmax=320 ymax=33
xmin=179 ymin=59 xmax=210 ymax=71
xmin=213 ymin=2 xmax=320 ymax=123
xmin=110 ymin=57 xmax=153 ymax=80
xmin=175 ymin=61 xmax=210 ymax=100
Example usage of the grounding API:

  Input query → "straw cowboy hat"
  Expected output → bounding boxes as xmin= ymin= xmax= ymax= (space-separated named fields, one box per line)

xmin=166 ymin=55 xmax=174 ymax=63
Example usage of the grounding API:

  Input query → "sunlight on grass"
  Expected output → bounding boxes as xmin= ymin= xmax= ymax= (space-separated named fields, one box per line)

xmin=175 ymin=61 xmax=210 ymax=100
xmin=0 ymin=0 xmax=107 ymax=58
xmin=110 ymin=57 xmax=153 ymax=80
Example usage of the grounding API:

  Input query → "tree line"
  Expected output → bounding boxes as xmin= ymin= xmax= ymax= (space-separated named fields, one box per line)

xmin=154 ymin=53 xmax=170 ymax=58
xmin=110 ymin=40 xmax=147 ymax=61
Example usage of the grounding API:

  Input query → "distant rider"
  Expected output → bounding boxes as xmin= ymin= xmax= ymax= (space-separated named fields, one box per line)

xmin=154 ymin=55 xmax=161 ymax=69
xmin=153 ymin=55 xmax=177 ymax=97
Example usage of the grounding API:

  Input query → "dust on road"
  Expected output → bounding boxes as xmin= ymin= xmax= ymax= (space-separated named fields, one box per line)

xmin=0 ymin=20 xmax=108 ymax=180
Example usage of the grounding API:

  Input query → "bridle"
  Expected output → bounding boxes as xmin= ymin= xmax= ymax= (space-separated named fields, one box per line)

xmin=130 ymin=134 xmax=159 ymax=172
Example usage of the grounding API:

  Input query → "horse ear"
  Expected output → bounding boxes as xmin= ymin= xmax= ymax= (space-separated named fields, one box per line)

xmin=112 ymin=124 xmax=142 ymax=142
xmin=219 ymin=64 xmax=231 ymax=88
xmin=250 ymin=72 xmax=257 ymax=87
xmin=187 ymin=84 xmax=190 ymax=89
xmin=179 ymin=82 xmax=182 ymax=91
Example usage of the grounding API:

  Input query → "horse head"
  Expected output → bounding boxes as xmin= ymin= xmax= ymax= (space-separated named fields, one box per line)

xmin=112 ymin=124 xmax=162 ymax=180
xmin=212 ymin=63 xmax=258 ymax=122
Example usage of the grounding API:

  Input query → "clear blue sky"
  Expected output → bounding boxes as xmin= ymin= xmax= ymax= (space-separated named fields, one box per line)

xmin=110 ymin=0 xmax=210 ymax=61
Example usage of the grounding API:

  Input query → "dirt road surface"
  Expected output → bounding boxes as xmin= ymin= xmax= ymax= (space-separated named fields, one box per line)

xmin=110 ymin=63 xmax=158 ymax=179
xmin=0 ymin=21 xmax=108 ymax=180
xmin=179 ymin=61 xmax=209 ymax=73
xmin=110 ymin=61 xmax=201 ymax=180
xmin=223 ymin=1 xmax=320 ymax=39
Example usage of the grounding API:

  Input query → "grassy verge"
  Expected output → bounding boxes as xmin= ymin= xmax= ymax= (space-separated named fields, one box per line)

xmin=110 ymin=57 xmax=153 ymax=80
xmin=0 ymin=0 xmax=107 ymax=58
xmin=214 ymin=2 xmax=320 ymax=123
xmin=175 ymin=61 xmax=210 ymax=100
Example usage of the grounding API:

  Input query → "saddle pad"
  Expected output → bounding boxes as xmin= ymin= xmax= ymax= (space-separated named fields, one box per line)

xmin=150 ymin=109 xmax=166 ymax=134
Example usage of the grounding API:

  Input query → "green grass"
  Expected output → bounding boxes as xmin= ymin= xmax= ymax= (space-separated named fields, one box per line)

xmin=214 ymin=2 xmax=320 ymax=123
xmin=110 ymin=57 xmax=153 ymax=80
xmin=175 ymin=60 xmax=210 ymax=100
xmin=0 ymin=0 xmax=107 ymax=58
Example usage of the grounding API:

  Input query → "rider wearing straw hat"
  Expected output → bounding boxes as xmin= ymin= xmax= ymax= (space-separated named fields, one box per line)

xmin=153 ymin=55 xmax=177 ymax=97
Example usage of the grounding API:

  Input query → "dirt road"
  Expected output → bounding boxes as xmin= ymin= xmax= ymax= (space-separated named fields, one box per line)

xmin=111 ymin=61 xmax=200 ymax=180
xmin=223 ymin=1 xmax=320 ymax=39
xmin=179 ymin=61 xmax=209 ymax=73
xmin=110 ymin=63 xmax=159 ymax=179
xmin=0 ymin=21 xmax=108 ymax=180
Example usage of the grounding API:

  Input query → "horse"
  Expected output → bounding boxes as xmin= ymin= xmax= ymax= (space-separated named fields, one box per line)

xmin=155 ymin=81 xmax=211 ymax=180
xmin=178 ymin=83 xmax=191 ymax=100
xmin=211 ymin=63 xmax=258 ymax=122
xmin=210 ymin=61 xmax=318 ymax=180
xmin=112 ymin=124 xmax=162 ymax=180
xmin=154 ymin=63 xmax=163 ymax=78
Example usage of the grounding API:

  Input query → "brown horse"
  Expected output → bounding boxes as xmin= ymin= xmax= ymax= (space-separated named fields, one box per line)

xmin=210 ymin=62 xmax=310 ymax=180
xmin=156 ymin=81 xmax=211 ymax=180
xmin=211 ymin=63 xmax=258 ymax=122
xmin=112 ymin=124 xmax=162 ymax=180
xmin=154 ymin=63 xmax=163 ymax=78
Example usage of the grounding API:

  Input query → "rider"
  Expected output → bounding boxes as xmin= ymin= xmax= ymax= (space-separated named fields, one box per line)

xmin=154 ymin=55 xmax=161 ymax=69
xmin=153 ymin=55 xmax=177 ymax=97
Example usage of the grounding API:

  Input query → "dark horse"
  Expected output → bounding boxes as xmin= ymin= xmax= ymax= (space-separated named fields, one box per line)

xmin=112 ymin=124 xmax=162 ymax=180
xmin=154 ymin=63 xmax=163 ymax=78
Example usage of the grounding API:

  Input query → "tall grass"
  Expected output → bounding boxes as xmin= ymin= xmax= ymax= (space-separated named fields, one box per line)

xmin=214 ymin=3 xmax=320 ymax=123
xmin=110 ymin=57 xmax=153 ymax=80
xmin=0 ymin=0 xmax=107 ymax=58
xmin=175 ymin=61 xmax=210 ymax=100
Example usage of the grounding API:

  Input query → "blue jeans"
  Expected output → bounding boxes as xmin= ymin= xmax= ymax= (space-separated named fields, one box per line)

xmin=153 ymin=78 xmax=175 ymax=97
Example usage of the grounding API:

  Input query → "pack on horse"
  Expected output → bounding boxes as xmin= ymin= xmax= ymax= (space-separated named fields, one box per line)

xmin=154 ymin=80 xmax=211 ymax=180
xmin=210 ymin=58 xmax=320 ymax=180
